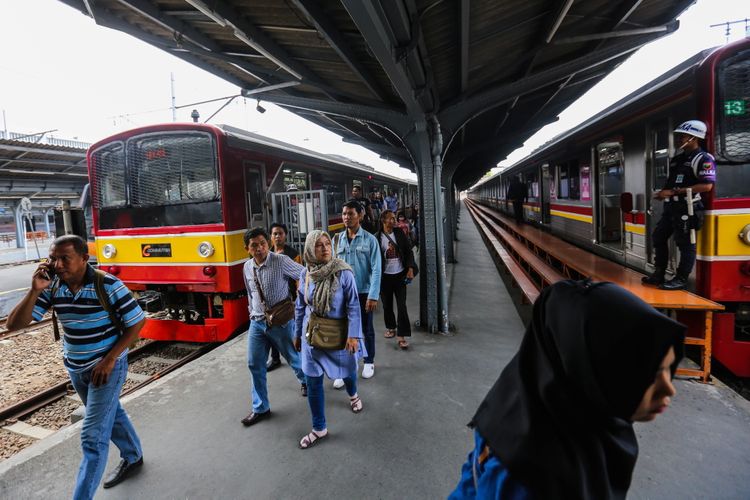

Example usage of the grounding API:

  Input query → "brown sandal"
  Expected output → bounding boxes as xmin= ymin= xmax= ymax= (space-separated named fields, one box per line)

xmin=398 ymin=340 xmax=409 ymax=350
xmin=349 ymin=395 xmax=363 ymax=413
xmin=384 ymin=329 xmax=396 ymax=338
xmin=299 ymin=430 xmax=328 ymax=449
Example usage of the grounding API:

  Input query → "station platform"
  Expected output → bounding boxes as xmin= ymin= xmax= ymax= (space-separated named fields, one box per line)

xmin=2 ymin=215 xmax=750 ymax=499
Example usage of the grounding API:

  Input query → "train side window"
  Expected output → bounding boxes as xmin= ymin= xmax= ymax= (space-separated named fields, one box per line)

xmin=653 ymin=128 xmax=669 ymax=189
xmin=321 ymin=180 xmax=345 ymax=216
xmin=569 ymin=162 xmax=580 ymax=199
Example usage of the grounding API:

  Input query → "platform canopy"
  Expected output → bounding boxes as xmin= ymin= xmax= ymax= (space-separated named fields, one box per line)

xmin=57 ymin=0 xmax=696 ymax=333
xmin=0 ymin=133 xmax=89 ymax=213
xmin=59 ymin=0 xmax=693 ymax=190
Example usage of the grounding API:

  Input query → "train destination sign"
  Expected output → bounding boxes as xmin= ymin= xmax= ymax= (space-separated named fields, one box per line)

xmin=724 ymin=99 xmax=746 ymax=116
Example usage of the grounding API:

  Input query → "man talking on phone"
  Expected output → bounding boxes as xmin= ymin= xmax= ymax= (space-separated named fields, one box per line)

xmin=7 ymin=235 xmax=146 ymax=500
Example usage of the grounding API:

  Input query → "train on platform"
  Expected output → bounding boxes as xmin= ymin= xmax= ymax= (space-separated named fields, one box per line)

xmin=469 ymin=37 xmax=750 ymax=376
xmin=85 ymin=123 xmax=417 ymax=343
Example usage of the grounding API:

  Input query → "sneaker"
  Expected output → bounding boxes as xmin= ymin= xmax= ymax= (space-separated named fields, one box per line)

xmin=660 ymin=275 xmax=688 ymax=290
xmin=641 ymin=268 xmax=665 ymax=286
xmin=333 ymin=378 xmax=345 ymax=389
xmin=362 ymin=363 xmax=375 ymax=379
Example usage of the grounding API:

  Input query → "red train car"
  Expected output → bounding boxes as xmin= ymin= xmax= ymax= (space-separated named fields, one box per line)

xmin=88 ymin=123 xmax=416 ymax=342
xmin=471 ymin=37 xmax=750 ymax=375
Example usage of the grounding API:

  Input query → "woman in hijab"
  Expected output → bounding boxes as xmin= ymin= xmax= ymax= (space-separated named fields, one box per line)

xmin=294 ymin=230 xmax=365 ymax=449
xmin=449 ymin=280 xmax=686 ymax=499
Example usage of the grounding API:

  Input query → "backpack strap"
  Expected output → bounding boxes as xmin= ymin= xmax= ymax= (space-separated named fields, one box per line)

xmin=50 ymin=278 xmax=61 ymax=342
xmin=94 ymin=269 xmax=124 ymax=334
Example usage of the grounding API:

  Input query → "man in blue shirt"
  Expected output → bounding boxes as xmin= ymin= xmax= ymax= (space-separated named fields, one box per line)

xmin=241 ymin=227 xmax=306 ymax=427
xmin=7 ymin=235 xmax=146 ymax=500
xmin=332 ymin=201 xmax=382 ymax=384
xmin=384 ymin=191 xmax=399 ymax=212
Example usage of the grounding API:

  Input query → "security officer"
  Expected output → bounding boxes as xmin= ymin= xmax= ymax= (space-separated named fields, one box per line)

xmin=642 ymin=120 xmax=716 ymax=290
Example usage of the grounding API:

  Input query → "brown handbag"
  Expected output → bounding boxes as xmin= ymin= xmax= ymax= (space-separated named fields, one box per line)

xmin=252 ymin=266 xmax=296 ymax=326
xmin=303 ymin=274 xmax=348 ymax=350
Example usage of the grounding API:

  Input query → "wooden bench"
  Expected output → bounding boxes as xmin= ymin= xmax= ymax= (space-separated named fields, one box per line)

xmin=466 ymin=199 xmax=723 ymax=382
xmin=466 ymin=202 xmax=540 ymax=304
xmin=469 ymin=203 xmax=565 ymax=287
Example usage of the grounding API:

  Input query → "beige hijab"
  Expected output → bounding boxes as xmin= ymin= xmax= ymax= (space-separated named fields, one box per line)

xmin=303 ymin=230 xmax=352 ymax=315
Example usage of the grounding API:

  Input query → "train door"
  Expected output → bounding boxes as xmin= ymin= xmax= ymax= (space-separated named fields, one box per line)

xmin=645 ymin=122 xmax=671 ymax=265
xmin=244 ymin=162 xmax=267 ymax=229
xmin=595 ymin=141 xmax=625 ymax=251
xmin=540 ymin=164 xmax=552 ymax=224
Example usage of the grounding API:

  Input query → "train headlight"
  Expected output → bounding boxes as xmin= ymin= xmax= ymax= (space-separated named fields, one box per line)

xmin=198 ymin=241 xmax=215 ymax=258
xmin=740 ymin=224 xmax=750 ymax=246
xmin=101 ymin=244 xmax=117 ymax=259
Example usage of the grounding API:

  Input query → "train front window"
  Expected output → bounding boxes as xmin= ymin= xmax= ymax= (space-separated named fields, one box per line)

xmin=715 ymin=50 xmax=750 ymax=198
xmin=716 ymin=50 xmax=750 ymax=163
xmin=128 ymin=133 xmax=219 ymax=207
xmin=91 ymin=142 xmax=126 ymax=208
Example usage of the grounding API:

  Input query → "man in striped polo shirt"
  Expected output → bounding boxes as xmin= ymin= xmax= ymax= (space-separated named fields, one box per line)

xmin=7 ymin=235 xmax=146 ymax=500
xmin=241 ymin=227 xmax=306 ymax=427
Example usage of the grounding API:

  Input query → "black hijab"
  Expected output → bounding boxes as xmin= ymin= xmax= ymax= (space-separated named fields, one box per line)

xmin=471 ymin=280 xmax=685 ymax=499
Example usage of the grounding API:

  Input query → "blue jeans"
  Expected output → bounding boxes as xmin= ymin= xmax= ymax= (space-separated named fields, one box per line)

xmin=359 ymin=294 xmax=376 ymax=364
xmin=305 ymin=374 xmax=357 ymax=431
xmin=67 ymin=355 xmax=142 ymax=500
xmin=247 ymin=319 xmax=305 ymax=413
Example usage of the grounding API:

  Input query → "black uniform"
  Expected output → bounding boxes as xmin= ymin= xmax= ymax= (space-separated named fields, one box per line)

xmin=507 ymin=178 xmax=527 ymax=224
xmin=651 ymin=148 xmax=715 ymax=279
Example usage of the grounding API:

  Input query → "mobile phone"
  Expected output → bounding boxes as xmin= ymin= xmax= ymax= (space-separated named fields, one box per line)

xmin=40 ymin=260 xmax=55 ymax=281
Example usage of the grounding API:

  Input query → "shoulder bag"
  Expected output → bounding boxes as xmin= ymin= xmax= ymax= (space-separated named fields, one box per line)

xmin=303 ymin=273 xmax=348 ymax=350
xmin=252 ymin=265 xmax=295 ymax=326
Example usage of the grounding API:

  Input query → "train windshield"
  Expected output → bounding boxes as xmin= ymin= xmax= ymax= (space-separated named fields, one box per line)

xmin=128 ymin=133 xmax=218 ymax=207
xmin=715 ymin=49 xmax=750 ymax=198
xmin=92 ymin=131 xmax=222 ymax=229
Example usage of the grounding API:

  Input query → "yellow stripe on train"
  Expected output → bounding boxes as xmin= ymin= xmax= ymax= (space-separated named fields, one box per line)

xmin=96 ymin=232 xmax=248 ymax=264
xmin=624 ymin=223 xmax=646 ymax=235
xmin=550 ymin=209 xmax=593 ymax=224
xmin=698 ymin=213 xmax=750 ymax=257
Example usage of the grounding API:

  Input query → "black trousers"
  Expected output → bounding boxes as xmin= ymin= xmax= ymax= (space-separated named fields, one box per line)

xmin=512 ymin=200 xmax=523 ymax=223
xmin=381 ymin=271 xmax=411 ymax=337
xmin=652 ymin=203 xmax=700 ymax=278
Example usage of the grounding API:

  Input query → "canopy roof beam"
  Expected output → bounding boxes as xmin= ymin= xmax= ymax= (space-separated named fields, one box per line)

xmin=290 ymin=0 xmax=388 ymax=102
xmin=554 ymin=23 xmax=677 ymax=45
xmin=341 ymin=0 xmax=434 ymax=116
xmin=440 ymin=26 xmax=678 ymax=140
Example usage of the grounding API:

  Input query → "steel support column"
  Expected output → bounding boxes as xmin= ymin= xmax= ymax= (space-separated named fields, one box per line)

xmin=443 ymin=170 xmax=457 ymax=263
xmin=404 ymin=119 xmax=449 ymax=333
xmin=14 ymin=203 xmax=25 ymax=249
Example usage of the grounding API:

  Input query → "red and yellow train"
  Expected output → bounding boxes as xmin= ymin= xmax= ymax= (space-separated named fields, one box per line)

xmin=470 ymin=37 xmax=750 ymax=376
xmin=87 ymin=123 xmax=416 ymax=342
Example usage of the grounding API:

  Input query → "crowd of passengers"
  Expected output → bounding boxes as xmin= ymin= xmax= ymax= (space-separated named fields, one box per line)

xmin=7 ymin=183 xmax=685 ymax=499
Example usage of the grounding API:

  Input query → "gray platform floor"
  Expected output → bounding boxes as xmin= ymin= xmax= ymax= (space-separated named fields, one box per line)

xmin=2 ymin=211 xmax=750 ymax=499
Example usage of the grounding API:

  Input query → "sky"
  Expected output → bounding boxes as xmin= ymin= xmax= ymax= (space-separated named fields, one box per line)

xmin=0 ymin=1 xmax=748 ymax=183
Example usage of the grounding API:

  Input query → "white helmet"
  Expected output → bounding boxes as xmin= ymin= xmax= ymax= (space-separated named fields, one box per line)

xmin=674 ymin=120 xmax=707 ymax=139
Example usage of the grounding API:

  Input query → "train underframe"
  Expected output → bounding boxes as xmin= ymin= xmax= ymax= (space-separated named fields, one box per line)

xmin=130 ymin=285 xmax=249 ymax=343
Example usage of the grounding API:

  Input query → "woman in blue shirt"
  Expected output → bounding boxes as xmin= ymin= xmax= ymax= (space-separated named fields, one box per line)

xmin=450 ymin=280 xmax=685 ymax=499
xmin=294 ymin=230 xmax=366 ymax=449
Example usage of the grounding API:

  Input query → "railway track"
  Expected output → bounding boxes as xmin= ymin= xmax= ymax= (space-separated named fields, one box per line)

xmin=0 ymin=317 xmax=52 ymax=341
xmin=0 ymin=337 xmax=219 ymax=461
